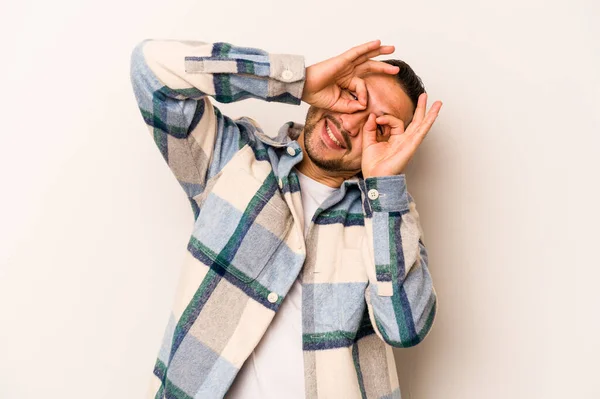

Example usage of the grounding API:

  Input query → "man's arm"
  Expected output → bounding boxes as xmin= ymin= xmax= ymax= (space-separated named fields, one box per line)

xmin=129 ymin=39 xmax=304 ymax=218
xmin=359 ymin=92 xmax=442 ymax=347
xmin=361 ymin=175 xmax=437 ymax=347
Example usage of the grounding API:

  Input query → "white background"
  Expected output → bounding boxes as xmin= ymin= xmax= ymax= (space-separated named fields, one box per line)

xmin=1 ymin=0 xmax=598 ymax=398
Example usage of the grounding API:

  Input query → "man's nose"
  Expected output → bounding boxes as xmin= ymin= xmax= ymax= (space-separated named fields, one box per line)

xmin=339 ymin=113 xmax=368 ymax=137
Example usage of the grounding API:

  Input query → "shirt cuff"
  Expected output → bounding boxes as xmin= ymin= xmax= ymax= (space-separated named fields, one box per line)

xmin=364 ymin=175 xmax=410 ymax=213
xmin=267 ymin=53 xmax=305 ymax=103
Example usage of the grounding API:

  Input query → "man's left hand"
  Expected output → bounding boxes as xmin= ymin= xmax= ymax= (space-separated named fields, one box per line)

xmin=361 ymin=93 xmax=443 ymax=179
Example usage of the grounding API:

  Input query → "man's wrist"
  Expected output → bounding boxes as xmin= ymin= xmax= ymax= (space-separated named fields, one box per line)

xmin=267 ymin=54 xmax=305 ymax=103
xmin=268 ymin=54 xmax=305 ymax=82
xmin=364 ymin=175 xmax=410 ymax=213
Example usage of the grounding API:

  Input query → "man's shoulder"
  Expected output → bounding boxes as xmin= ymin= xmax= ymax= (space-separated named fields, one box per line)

xmin=236 ymin=117 xmax=304 ymax=148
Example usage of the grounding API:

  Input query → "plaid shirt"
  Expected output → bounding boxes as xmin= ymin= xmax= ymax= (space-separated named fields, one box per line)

xmin=130 ymin=39 xmax=437 ymax=399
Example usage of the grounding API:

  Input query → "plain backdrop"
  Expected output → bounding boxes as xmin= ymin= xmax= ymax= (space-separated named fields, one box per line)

xmin=1 ymin=0 xmax=599 ymax=398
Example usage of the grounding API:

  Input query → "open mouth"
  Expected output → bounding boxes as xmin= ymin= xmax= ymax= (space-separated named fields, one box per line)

xmin=323 ymin=119 xmax=347 ymax=150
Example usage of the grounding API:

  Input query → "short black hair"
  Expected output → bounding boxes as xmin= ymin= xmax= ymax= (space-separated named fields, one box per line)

xmin=381 ymin=59 xmax=426 ymax=109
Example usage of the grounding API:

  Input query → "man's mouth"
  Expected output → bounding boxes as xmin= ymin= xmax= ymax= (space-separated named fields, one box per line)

xmin=324 ymin=118 xmax=347 ymax=150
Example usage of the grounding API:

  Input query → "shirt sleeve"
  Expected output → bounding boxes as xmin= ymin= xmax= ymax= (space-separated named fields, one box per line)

xmin=360 ymin=174 xmax=438 ymax=347
xmin=129 ymin=39 xmax=305 ymax=219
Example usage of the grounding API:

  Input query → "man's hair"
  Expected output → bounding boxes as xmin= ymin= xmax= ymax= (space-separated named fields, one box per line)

xmin=381 ymin=59 xmax=426 ymax=109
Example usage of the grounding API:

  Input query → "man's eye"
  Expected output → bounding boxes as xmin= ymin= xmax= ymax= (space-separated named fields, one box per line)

xmin=377 ymin=125 xmax=384 ymax=135
xmin=348 ymin=91 xmax=358 ymax=101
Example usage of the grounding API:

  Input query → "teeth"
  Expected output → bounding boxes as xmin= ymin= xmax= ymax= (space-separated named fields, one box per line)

xmin=326 ymin=123 xmax=342 ymax=147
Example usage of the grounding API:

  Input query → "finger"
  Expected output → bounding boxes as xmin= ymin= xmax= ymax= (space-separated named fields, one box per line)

xmin=348 ymin=77 xmax=367 ymax=107
xmin=354 ymin=60 xmax=400 ymax=76
xmin=330 ymin=95 xmax=367 ymax=114
xmin=331 ymin=100 xmax=365 ymax=114
xmin=410 ymin=93 xmax=428 ymax=126
xmin=341 ymin=40 xmax=382 ymax=63
xmin=410 ymin=100 xmax=442 ymax=145
xmin=352 ymin=45 xmax=395 ymax=65
xmin=362 ymin=113 xmax=379 ymax=148
xmin=375 ymin=114 xmax=406 ymax=135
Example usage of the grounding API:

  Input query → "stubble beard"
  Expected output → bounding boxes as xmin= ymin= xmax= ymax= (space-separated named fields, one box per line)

xmin=302 ymin=107 xmax=355 ymax=174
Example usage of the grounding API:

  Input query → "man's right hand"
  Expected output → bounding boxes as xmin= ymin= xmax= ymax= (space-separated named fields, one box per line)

xmin=301 ymin=40 xmax=400 ymax=113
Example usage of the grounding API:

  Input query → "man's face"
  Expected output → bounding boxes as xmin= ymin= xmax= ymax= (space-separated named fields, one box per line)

xmin=300 ymin=73 xmax=415 ymax=178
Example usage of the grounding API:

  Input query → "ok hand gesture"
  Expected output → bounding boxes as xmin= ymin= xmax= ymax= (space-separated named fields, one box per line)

xmin=361 ymin=93 xmax=443 ymax=179
xmin=301 ymin=40 xmax=400 ymax=113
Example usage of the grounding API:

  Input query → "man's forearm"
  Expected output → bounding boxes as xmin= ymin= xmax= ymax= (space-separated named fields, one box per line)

xmin=129 ymin=39 xmax=306 ymax=213
xmin=131 ymin=39 xmax=306 ymax=115
xmin=361 ymin=175 xmax=437 ymax=347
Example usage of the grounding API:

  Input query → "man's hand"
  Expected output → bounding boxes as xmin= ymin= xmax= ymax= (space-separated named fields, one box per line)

xmin=361 ymin=93 xmax=443 ymax=179
xmin=301 ymin=40 xmax=400 ymax=113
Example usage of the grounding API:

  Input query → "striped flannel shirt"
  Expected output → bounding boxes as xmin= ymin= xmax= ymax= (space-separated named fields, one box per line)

xmin=130 ymin=39 xmax=437 ymax=399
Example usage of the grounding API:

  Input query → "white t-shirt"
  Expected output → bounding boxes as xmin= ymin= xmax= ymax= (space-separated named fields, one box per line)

xmin=226 ymin=168 xmax=336 ymax=399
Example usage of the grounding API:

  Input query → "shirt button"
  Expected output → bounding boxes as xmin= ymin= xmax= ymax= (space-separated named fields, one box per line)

xmin=267 ymin=292 xmax=279 ymax=303
xmin=281 ymin=70 xmax=294 ymax=81
xmin=367 ymin=189 xmax=379 ymax=200
xmin=286 ymin=147 xmax=296 ymax=156
xmin=278 ymin=178 xmax=284 ymax=189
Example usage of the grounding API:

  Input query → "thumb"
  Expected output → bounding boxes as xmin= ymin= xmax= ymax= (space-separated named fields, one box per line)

xmin=330 ymin=97 xmax=366 ymax=114
xmin=362 ymin=113 xmax=378 ymax=149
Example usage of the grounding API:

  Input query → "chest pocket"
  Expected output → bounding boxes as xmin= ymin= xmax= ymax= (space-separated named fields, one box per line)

xmin=191 ymin=145 xmax=292 ymax=283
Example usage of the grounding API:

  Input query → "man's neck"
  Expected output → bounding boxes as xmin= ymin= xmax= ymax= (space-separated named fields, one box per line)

xmin=296 ymin=136 xmax=355 ymax=188
xmin=295 ymin=160 xmax=345 ymax=188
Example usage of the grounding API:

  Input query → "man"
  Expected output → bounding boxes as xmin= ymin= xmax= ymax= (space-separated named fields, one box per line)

xmin=130 ymin=38 xmax=441 ymax=399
